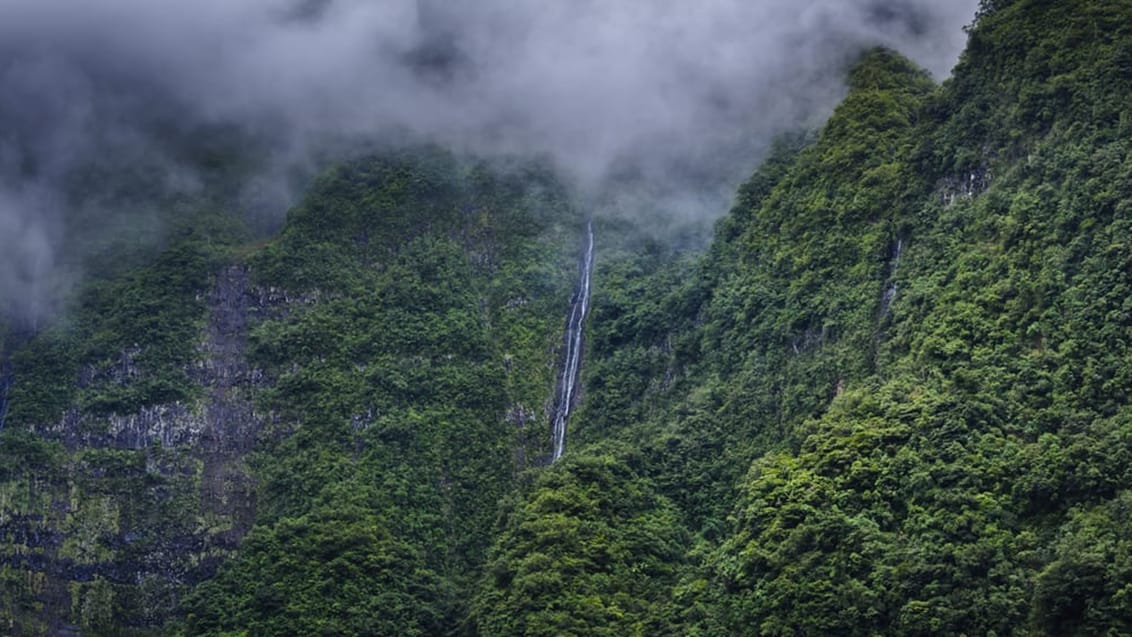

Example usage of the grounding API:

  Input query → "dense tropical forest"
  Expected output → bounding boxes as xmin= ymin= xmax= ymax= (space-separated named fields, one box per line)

xmin=3 ymin=0 xmax=1132 ymax=634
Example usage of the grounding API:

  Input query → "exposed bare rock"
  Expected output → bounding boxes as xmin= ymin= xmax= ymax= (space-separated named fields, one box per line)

xmin=938 ymin=166 xmax=992 ymax=205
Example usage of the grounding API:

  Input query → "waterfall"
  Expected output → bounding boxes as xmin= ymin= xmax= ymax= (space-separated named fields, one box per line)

xmin=551 ymin=221 xmax=594 ymax=462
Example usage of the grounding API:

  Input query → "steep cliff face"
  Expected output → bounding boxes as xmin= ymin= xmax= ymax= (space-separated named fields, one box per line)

xmin=178 ymin=152 xmax=583 ymax=636
xmin=1 ymin=255 xmax=268 ymax=635
xmin=0 ymin=151 xmax=582 ymax=635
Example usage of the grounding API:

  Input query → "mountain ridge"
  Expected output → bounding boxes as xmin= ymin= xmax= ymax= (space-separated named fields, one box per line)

xmin=2 ymin=1 xmax=1132 ymax=634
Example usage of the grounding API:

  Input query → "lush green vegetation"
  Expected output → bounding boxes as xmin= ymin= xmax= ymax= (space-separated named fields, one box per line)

xmin=0 ymin=207 xmax=254 ymax=635
xmin=1 ymin=149 xmax=580 ymax=634
xmin=177 ymin=151 xmax=581 ymax=635
xmin=4 ymin=0 xmax=1132 ymax=634
xmin=475 ymin=2 xmax=1132 ymax=634
xmin=472 ymin=448 xmax=689 ymax=636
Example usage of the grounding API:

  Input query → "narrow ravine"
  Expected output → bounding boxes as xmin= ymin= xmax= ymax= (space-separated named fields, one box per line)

xmin=879 ymin=237 xmax=904 ymax=319
xmin=0 ymin=366 xmax=10 ymax=432
xmin=551 ymin=220 xmax=595 ymax=461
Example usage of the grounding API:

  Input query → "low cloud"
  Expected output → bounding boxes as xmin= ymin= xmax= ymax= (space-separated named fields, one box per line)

xmin=0 ymin=0 xmax=978 ymax=326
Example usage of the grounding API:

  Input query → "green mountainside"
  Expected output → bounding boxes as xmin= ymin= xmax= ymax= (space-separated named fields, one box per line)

xmin=3 ymin=0 xmax=1132 ymax=634
xmin=0 ymin=150 xmax=582 ymax=635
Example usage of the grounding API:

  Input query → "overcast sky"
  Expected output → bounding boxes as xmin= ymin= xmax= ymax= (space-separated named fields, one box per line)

xmin=0 ymin=0 xmax=979 ymax=326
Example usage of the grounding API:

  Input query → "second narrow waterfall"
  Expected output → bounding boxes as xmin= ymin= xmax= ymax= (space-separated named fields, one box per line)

xmin=551 ymin=221 xmax=595 ymax=462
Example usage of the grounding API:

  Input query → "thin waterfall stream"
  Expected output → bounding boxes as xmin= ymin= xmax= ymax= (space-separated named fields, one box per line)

xmin=551 ymin=220 xmax=594 ymax=461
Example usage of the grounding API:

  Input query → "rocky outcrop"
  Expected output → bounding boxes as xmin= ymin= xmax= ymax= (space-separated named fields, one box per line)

xmin=938 ymin=166 xmax=992 ymax=205
xmin=0 ymin=264 xmax=271 ymax=634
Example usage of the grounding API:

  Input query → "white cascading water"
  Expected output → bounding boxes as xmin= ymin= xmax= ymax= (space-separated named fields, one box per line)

xmin=551 ymin=221 xmax=594 ymax=461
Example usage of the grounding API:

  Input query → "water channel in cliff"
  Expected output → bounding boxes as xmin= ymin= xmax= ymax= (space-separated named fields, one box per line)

xmin=550 ymin=220 xmax=594 ymax=462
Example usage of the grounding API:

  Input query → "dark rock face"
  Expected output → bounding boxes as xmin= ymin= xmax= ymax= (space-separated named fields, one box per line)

xmin=938 ymin=166 xmax=993 ymax=205
xmin=197 ymin=265 xmax=262 ymax=544
xmin=0 ymin=264 xmax=271 ymax=634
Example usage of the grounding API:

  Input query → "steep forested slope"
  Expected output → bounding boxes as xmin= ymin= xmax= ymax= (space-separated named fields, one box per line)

xmin=476 ymin=1 xmax=1132 ymax=635
xmin=708 ymin=2 xmax=1132 ymax=632
xmin=3 ymin=0 xmax=1132 ymax=635
xmin=179 ymin=152 xmax=582 ymax=636
xmin=1 ymin=150 xmax=582 ymax=635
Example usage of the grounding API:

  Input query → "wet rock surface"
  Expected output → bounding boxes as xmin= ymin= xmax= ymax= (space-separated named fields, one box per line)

xmin=1 ymin=264 xmax=275 ymax=633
